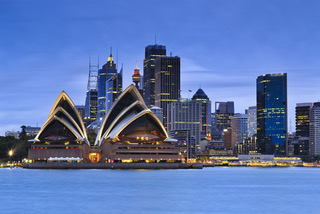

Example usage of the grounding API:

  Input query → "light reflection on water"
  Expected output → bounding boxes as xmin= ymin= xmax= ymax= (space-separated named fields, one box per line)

xmin=1 ymin=167 xmax=320 ymax=214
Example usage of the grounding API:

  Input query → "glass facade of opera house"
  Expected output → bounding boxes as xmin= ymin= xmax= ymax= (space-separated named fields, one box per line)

xmin=28 ymin=85 xmax=181 ymax=163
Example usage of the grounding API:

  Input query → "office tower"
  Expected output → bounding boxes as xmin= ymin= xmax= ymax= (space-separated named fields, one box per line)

xmin=231 ymin=114 xmax=248 ymax=150
xmin=246 ymin=106 xmax=257 ymax=137
xmin=155 ymin=56 xmax=180 ymax=129
xmin=97 ymin=50 xmax=122 ymax=119
xmin=84 ymin=89 xmax=98 ymax=125
xmin=257 ymin=73 xmax=287 ymax=155
xmin=295 ymin=103 xmax=312 ymax=156
xmin=132 ymin=61 xmax=141 ymax=90
xmin=215 ymin=101 xmax=234 ymax=133
xmin=192 ymin=88 xmax=212 ymax=139
xmin=150 ymin=106 xmax=163 ymax=124
xmin=169 ymin=129 xmax=196 ymax=159
xmin=310 ymin=102 xmax=320 ymax=156
xmin=143 ymin=44 xmax=166 ymax=107
xmin=296 ymin=103 xmax=312 ymax=137
xmin=167 ymin=98 xmax=201 ymax=153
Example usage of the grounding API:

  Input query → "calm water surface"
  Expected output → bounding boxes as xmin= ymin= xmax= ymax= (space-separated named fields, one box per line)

xmin=1 ymin=167 xmax=319 ymax=214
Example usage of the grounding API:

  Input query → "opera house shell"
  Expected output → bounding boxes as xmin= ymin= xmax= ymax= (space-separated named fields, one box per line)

xmin=28 ymin=85 xmax=181 ymax=163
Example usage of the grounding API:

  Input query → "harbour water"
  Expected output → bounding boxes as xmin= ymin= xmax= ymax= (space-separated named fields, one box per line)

xmin=1 ymin=167 xmax=319 ymax=214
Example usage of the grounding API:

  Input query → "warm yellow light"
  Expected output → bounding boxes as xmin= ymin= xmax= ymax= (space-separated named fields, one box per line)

xmin=9 ymin=150 xmax=13 ymax=157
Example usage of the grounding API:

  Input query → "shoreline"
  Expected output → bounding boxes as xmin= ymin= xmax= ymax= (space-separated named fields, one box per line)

xmin=22 ymin=162 xmax=203 ymax=169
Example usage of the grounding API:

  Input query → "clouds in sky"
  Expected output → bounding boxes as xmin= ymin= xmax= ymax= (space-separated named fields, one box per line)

xmin=1 ymin=0 xmax=320 ymax=135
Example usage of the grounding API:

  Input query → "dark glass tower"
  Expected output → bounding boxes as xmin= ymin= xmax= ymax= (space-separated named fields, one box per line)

xmin=143 ymin=44 xmax=166 ymax=107
xmin=296 ymin=103 xmax=312 ymax=137
xmin=192 ymin=88 xmax=212 ymax=140
xmin=154 ymin=56 xmax=180 ymax=129
xmin=256 ymin=73 xmax=287 ymax=155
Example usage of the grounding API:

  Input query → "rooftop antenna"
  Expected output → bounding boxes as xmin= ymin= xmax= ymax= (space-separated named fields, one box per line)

xmin=110 ymin=46 xmax=112 ymax=56
xmin=155 ymin=34 xmax=157 ymax=44
xmin=170 ymin=52 xmax=172 ymax=57
xmin=117 ymin=48 xmax=119 ymax=66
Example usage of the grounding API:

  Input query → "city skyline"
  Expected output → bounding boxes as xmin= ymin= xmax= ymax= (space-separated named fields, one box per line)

xmin=2 ymin=0 xmax=320 ymax=135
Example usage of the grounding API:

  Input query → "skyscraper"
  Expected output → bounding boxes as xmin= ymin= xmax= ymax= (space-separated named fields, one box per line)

xmin=155 ymin=56 xmax=180 ymax=129
xmin=143 ymin=44 xmax=166 ymax=107
xmin=167 ymin=98 xmax=201 ymax=153
xmin=246 ymin=106 xmax=257 ymax=137
xmin=256 ymin=73 xmax=287 ymax=155
xmin=97 ymin=51 xmax=122 ymax=119
xmin=309 ymin=102 xmax=320 ymax=156
xmin=296 ymin=103 xmax=312 ymax=137
xmin=192 ymin=88 xmax=212 ymax=140
xmin=231 ymin=113 xmax=248 ymax=150
xmin=84 ymin=89 xmax=98 ymax=125
xmin=215 ymin=101 xmax=234 ymax=133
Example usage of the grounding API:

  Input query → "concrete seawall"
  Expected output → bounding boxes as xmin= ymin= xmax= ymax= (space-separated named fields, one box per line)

xmin=23 ymin=163 xmax=203 ymax=169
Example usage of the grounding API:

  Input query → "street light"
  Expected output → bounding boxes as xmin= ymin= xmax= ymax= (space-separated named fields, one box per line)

xmin=9 ymin=150 xmax=13 ymax=157
xmin=8 ymin=150 xmax=13 ymax=168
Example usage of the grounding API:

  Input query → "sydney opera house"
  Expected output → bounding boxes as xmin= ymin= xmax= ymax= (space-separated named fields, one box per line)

xmin=28 ymin=85 xmax=182 ymax=164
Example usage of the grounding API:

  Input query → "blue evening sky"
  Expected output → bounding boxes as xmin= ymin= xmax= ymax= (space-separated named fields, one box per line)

xmin=1 ymin=0 xmax=320 ymax=135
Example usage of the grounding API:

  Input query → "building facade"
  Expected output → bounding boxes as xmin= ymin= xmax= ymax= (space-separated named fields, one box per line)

xmin=256 ymin=73 xmax=287 ymax=155
xmin=143 ymin=44 xmax=166 ymax=107
xmin=215 ymin=101 xmax=234 ymax=137
xmin=246 ymin=106 xmax=257 ymax=137
xmin=155 ymin=56 xmax=180 ymax=129
xmin=296 ymin=103 xmax=312 ymax=137
xmin=231 ymin=114 xmax=248 ymax=150
xmin=167 ymin=98 xmax=201 ymax=153
xmin=310 ymin=102 xmax=320 ymax=156
xmin=84 ymin=89 xmax=98 ymax=125
xmin=170 ymin=129 xmax=196 ymax=159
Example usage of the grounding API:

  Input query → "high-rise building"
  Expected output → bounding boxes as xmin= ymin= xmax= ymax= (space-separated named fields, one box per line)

xmin=256 ymin=73 xmax=287 ymax=155
xmin=167 ymin=98 xmax=201 ymax=153
xmin=309 ymin=102 xmax=320 ymax=156
xmin=97 ymin=51 xmax=122 ymax=119
xmin=155 ymin=56 xmax=180 ymax=129
xmin=295 ymin=103 xmax=312 ymax=156
xmin=84 ymin=89 xmax=98 ymax=125
xmin=215 ymin=101 xmax=234 ymax=134
xmin=246 ymin=106 xmax=257 ymax=137
xmin=192 ymin=88 xmax=212 ymax=140
xmin=143 ymin=44 xmax=166 ymax=107
xmin=296 ymin=103 xmax=312 ymax=137
xmin=231 ymin=114 xmax=248 ymax=150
